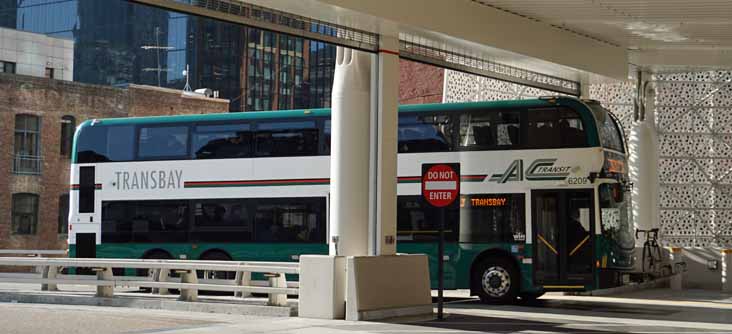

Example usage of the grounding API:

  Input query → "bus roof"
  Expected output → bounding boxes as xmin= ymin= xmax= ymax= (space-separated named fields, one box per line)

xmin=79 ymin=96 xmax=595 ymax=127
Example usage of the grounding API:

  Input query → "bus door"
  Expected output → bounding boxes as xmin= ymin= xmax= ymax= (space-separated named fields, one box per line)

xmin=532 ymin=189 xmax=594 ymax=288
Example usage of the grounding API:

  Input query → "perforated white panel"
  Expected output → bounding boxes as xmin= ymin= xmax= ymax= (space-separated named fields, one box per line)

xmin=655 ymin=71 xmax=732 ymax=248
xmin=443 ymin=70 xmax=559 ymax=102
xmin=588 ymin=82 xmax=635 ymax=141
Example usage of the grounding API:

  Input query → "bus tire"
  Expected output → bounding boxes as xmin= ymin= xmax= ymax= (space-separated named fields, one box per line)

xmin=138 ymin=250 xmax=173 ymax=292
xmin=199 ymin=250 xmax=234 ymax=280
xmin=473 ymin=257 xmax=519 ymax=304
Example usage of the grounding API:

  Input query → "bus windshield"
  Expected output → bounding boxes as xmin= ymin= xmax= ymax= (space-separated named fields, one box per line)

xmin=599 ymin=183 xmax=634 ymax=250
xmin=589 ymin=104 xmax=624 ymax=153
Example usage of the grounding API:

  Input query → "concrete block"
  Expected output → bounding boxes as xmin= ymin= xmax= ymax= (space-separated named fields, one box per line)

xmin=670 ymin=248 xmax=684 ymax=291
xmin=298 ymin=255 xmax=345 ymax=319
xmin=345 ymin=254 xmax=432 ymax=321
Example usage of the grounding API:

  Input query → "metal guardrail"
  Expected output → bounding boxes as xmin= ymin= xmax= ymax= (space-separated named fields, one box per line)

xmin=0 ymin=257 xmax=298 ymax=306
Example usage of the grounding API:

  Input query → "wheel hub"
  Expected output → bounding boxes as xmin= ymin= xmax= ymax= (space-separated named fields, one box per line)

xmin=481 ymin=266 xmax=511 ymax=297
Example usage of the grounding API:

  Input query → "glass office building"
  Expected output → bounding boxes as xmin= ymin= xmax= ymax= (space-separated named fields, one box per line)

xmin=0 ymin=0 xmax=336 ymax=111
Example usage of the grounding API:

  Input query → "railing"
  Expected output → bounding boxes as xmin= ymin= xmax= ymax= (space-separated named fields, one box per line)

xmin=0 ymin=257 xmax=298 ymax=306
xmin=12 ymin=154 xmax=42 ymax=175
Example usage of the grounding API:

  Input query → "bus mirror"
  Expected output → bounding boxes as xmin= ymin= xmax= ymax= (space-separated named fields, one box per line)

xmin=612 ymin=183 xmax=624 ymax=202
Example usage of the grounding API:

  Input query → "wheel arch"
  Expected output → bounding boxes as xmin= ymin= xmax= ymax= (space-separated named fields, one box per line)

xmin=469 ymin=248 xmax=521 ymax=295
xmin=141 ymin=248 xmax=174 ymax=260
xmin=198 ymin=248 xmax=233 ymax=260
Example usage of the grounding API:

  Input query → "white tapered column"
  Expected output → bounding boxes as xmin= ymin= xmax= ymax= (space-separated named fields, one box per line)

xmin=630 ymin=76 xmax=660 ymax=237
xmin=329 ymin=47 xmax=371 ymax=256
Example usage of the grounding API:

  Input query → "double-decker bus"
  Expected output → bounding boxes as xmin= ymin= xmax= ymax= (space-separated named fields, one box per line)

xmin=68 ymin=96 xmax=634 ymax=303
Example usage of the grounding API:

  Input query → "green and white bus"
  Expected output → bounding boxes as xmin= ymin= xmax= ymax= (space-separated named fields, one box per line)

xmin=68 ymin=96 xmax=634 ymax=303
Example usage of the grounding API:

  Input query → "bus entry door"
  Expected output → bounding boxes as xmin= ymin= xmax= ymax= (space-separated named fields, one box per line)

xmin=532 ymin=189 xmax=594 ymax=289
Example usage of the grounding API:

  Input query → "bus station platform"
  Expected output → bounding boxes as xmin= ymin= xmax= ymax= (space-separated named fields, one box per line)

xmin=0 ymin=285 xmax=732 ymax=334
xmin=1 ymin=282 xmax=732 ymax=333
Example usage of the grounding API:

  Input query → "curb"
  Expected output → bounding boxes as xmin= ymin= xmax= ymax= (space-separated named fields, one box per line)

xmin=567 ymin=276 xmax=672 ymax=296
xmin=0 ymin=292 xmax=295 ymax=317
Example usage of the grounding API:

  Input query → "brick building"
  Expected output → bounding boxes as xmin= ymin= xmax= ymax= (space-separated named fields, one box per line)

xmin=0 ymin=73 xmax=228 ymax=251
xmin=398 ymin=60 xmax=444 ymax=105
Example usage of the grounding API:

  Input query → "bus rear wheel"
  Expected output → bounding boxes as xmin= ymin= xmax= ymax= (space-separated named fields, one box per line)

xmin=473 ymin=257 xmax=519 ymax=304
xmin=199 ymin=250 xmax=235 ymax=280
xmin=138 ymin=250 xmax=173 ymax=292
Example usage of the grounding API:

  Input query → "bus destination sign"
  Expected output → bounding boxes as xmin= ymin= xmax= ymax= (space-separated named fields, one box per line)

xmin=422 ymin=163 xmax=460 ymax=208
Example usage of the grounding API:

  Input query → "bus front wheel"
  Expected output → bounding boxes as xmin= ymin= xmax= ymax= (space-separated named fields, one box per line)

xmin=473 ymin=257 xmax=519 ymax=304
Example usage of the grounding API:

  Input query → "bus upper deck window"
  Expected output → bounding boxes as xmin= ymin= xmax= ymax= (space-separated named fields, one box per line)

xmin=138 ymin=126 xmax=189 ymax=159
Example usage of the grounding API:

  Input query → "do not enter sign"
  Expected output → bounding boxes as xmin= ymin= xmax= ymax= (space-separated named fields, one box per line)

xmin=422 ymin=163 xmax=460 ymax=208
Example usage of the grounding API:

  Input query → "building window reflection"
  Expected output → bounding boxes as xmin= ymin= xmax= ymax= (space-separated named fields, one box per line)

xmin=1 ymin=0 xmax=337 ymax=112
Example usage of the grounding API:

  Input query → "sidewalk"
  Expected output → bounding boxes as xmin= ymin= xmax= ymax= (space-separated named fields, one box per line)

xmin=0 ymin=281 xmax=295 ymax=317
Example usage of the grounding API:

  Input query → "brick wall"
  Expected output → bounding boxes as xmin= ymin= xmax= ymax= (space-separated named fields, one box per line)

xmin=399 ymin=59 xmax=444 ymax=105
xmin=0 ymin=73 xmax=228 ymax=251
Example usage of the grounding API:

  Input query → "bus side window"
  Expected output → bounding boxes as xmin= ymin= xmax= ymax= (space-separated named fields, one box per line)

xmin=323 ymin=120 xmax=331 ymax=155
xmin=253 ymin=198 xmax=325 ymax=243
xmin=193 ymin=123 xmax=252 ymax=159
xmin=527 ymin=108 xmax=586 ymax=148
xmin=76 ymin=125 xmax=134 ymax=163
xmin=459 ymin=194 xmax=525 ymax=243
xmin=397 ymin=114 xmax=452 ymax=153
xmin=459 ymin=110 xmax=520 ymax=150
xmin=255 ymin=121 xmax=319 ymax=157
xmin=191 ymin=199 xmax=253 ymax=242
xmin=138 ymin=126 xmax=189 ymax=159
xmin=396 ymin=196 xmax=458 ymax=242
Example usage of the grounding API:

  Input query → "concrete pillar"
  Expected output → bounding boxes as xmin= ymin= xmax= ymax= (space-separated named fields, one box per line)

xmin=670 ymin=247 xmax=684 ymax=290
xmin=579 ymin=73 xmax=590 ymax=99
xmin=723 ymin=249 xmax=732 ymax=293
xmin=235 ymin=271 xmax=252 ymax=298
xmin=95 ymin=267 xmax=114 ymax=298
xmin=153 ymin=268 xmax=170 ymax=295
xmin=372 ymin=36 xmax=399 ymax=256
xmin=178 ymin=270 xmax=198 ymax=302
xmin=41 ymin=265 xmax=58 ymax=291
xmin=329 ymin=46 xmax=371 ymax=257
xmin=268 ymin=274 xmax=288 ymax=307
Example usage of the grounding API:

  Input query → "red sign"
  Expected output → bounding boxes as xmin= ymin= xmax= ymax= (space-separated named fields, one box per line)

xmin=422 ymin=163 xmax=460 ymax=208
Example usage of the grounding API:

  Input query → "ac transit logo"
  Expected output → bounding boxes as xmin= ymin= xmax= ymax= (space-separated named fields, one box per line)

xmin=489 ymin=159 xmax=572 ymax=183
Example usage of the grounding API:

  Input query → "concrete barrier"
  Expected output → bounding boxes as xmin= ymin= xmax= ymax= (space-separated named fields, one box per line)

xmin=345 ymin=254 xmax=432 ymax=321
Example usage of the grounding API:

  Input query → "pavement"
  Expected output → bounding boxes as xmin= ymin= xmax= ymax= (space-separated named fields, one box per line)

xmin=2 ymin=287 xmax=732 ymax=333
xmin=0 ymin=283 xmax=732 ymax=334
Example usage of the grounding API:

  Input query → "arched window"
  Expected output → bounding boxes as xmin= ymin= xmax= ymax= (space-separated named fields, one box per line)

xmin=60 ymin=115 xmax=76 ymax=157
xmin=12 ymin=193 xmax=39 ymax=235
xmin=14 ymin=114 xmax=41 ymax=174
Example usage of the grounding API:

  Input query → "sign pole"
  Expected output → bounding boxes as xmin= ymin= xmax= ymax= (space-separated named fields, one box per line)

xmin=421 ymin=162 xmax=459 ymax=322
xmin=438 ymin=206 xmax=445 ymax=320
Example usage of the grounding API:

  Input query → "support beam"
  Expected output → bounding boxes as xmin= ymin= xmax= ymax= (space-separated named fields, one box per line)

xmin=372 ymin=36 xmax=399 ymax=256
xmin=631 ymin=49 xmax=732 ymax=69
